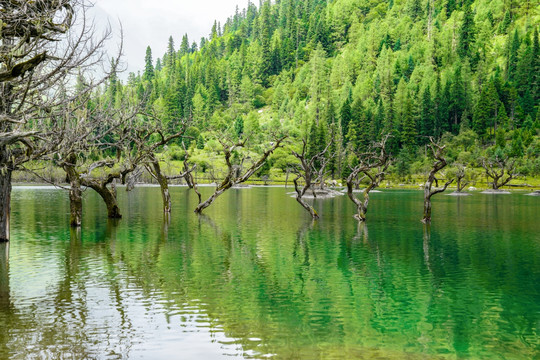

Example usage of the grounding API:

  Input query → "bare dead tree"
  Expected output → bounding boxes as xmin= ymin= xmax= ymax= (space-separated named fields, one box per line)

xmin=291 ymin=139 xmax=333 ymax=219
xmin=422 ymin=137 xmax=454 ymax=224
xmin=140 ymin=128 xmax=191 ymax=214
xmin=44 ymin=88 xmax=148 ymax=227
xmin=181 ymin=143 xmax=201 ymax=204
xmin=0 ymin=0 xmax=118 ymax=240
xmin=194 ymin=134 xmax=287 ymax=214
xmin=346 ymin=135 xmax=391 ymax=222
xmin=454 ymin=163 xmax=470 ymax=192
xmin=481 ymin=155 xmax=517 ymax=190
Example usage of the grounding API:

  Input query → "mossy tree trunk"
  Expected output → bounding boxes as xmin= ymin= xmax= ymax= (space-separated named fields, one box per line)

xmin=68 ymin=177 xmax=83 ymax=227
xmin=422 ymin=138 xmax=453 ymax=224
xmin=0 ymin=164 xmax=11 ymax=242
xmin=149 ymin=159 xmax=171 ymax=213
xmin=63 ymin=159 xmax=83 ymax=227
xmin=86 ymin=182 xmax=122 ymax=219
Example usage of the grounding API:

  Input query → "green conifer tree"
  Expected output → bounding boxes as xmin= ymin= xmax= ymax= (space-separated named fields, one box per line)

xmin=458 ymin=5 xmax=475 ymax=58
xmin=144 ymin=46 xmax=155 ymax=81
xmin=340 ymin=94 xmax=352 ymax=145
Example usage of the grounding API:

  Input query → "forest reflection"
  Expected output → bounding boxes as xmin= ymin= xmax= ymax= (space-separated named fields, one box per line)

xmin=1 ymin=187 xmax=539 ymax=359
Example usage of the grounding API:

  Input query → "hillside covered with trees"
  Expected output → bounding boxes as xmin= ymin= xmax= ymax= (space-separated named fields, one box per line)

xmin=108 ymin=0 xmax=540 ymax=184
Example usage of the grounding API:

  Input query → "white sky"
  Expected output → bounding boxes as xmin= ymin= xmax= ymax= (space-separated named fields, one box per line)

xmin=90 ymin=0 xmax=252 ymax=77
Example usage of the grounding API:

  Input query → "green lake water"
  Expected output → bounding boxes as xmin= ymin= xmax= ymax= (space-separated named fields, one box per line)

xmin=1 ymin=186 xmax=539 ymax=359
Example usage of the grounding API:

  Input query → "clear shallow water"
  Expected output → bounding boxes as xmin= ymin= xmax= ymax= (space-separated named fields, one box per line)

xmin=1 ymin=186 xmax=539 ymax=359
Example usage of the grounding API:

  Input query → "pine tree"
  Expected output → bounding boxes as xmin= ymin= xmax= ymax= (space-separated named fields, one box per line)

xmin=458 ymin=5 xmax=475 ymax=58
xmin=401 ymin=98 xmax=417 ymax=147
xmin=498 ymin=11 xmax=511 ymax=34
xmin=515 ymin=38 xmax=534 ymax=101
xmin=507 ymin=30 xmax=520 ymax=82
xmin=166 ymin=36 xmax=175 ymax=69
xmin=449 ymin=65 xmax=467 ymax=133
xmin=473 ymin=80 xmax=499 ymax=137
xmin=532 ymin=27 xmax=540 ymax=106
xmin=393 ymin=38 xmax=401 ymax=51
xmin=307 ymin=119 xmax=319 ymax=159
xmin=496 ymin=102 xmax=509 ymax=130
xmin=143 ymin=46 xmax=154 ymax=81
xmin=309 ymin=43 xmax=328 ymax=125
xmin=340 ymin=94 xmax=352 ymax=145
xmin=234 ymin=117 xmax=244 ymax=137
xmin=408 ymin=0 xmax=423 ymax=20
xmin=347 ymin=99 xmax=366 ymax=150
xmin=419 ymin=86 xmax=434 ymax=140
xmin=180 ymin=34 xmax=190 ymax=56
xmin=433 ymin=75 xmax=447 ymax=137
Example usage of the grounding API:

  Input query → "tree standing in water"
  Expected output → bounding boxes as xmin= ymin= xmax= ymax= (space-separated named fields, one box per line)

xmin=422 ymin=137 xmax=454 ymax=224
xmin=194 ymin=133 xmax=286 ymax=214
xmin=0 ymin=0 xmax=115 ymax=240
xmin=346 ymin=135 xmax=391 ymax=221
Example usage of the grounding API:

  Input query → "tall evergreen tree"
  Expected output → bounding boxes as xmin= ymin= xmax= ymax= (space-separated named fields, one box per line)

xmin=532 ymin=27 xmax=540 ymax=106
xmin=180 ymin=34 xmax=190 ymax=55
xmin=419 ymin=86 xmax=434 ymax=141
xmin=408 ymin=0 xmax=423 ymax=20
xmin=507 ymin=29 xmax=520 ymax=82
xmin=144 ymin=46 xmax=155 ymax=81
xmin=458 ymin=5 xmax=475 ymax=58
xmin=340 ymin=94 xmax=352 ymax=145
xmin=473 ymin=80 xmax=499 ymax=137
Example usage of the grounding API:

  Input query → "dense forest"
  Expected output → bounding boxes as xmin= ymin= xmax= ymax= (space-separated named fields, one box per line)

xmin=1 ymin=0 xmax=540 ymax=236
xmin=110 ymin=0 xmax=540 ymax=182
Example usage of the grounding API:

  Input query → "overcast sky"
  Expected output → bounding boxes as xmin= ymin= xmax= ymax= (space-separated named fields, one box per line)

xmin=90 ymin=0 xmax=251 ymax=77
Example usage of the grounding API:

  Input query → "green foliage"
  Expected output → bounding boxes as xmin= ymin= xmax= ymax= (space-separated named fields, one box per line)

xmin=111 ymin=0 xmax=538 ymax=183
xmin=143 ymin=46 xmax=154 ymax=81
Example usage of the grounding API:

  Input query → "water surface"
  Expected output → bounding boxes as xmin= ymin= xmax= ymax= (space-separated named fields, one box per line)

xmin=1 ymin=186 xmax=539 ymax=359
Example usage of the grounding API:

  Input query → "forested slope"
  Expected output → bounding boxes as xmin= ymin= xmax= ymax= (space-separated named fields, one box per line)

xmin=115 ymin=0 xmax=540 ymax=181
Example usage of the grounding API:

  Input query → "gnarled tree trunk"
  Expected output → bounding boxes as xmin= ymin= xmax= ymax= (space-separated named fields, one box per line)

xmin=347 ymin=182 xmax=373 ymax=222
xmin=150 ymin=160 xmax=171 ymax=213
xmin=194 ymin=182 xmax=231 ymax=214
xmin=422 ymin=138 xmax=453 ymax=224
xmin=293 ymin=177 xmax=319 ymax=219
xmin=86 ymin=182 xmax=122 ymax=219
xmin=63 ymin=160 xmax=83 ymax=227
xmin=0 ymin=167 xmax=11 ymax=242
xmin=68 ymin=177 xmax=82 ymax=227
xmin=346 ymin=135 xmax=390 ymax=222
xmin=194 ymin=136 xmax=285 ymax=214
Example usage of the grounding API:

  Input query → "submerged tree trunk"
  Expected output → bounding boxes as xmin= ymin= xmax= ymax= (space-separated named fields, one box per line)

xmin=422 ymin=181 xmax=434 ymax=223
xmin=150 ymin=160 xmax=171 ymax=213
xmin=293 ymin=178 xmax=319 ymax=219
xmin=422 ymin=139 xmax=453 ymax=224
xmin=69 ymin=178 xmax=83 ymax=227
xmin=194 ymin=136 xmax=285 ymax=214
xmin=63 ymin=162 xmax=83 ymax=227
xmin=347 ymin=181 xmax=374 ymax=222
xmin=194 ymin=183 xmax=231 ymax=214
xmin=0 ymin=167 xmax=12 ymax=242
xmin=87 ymin=183 xmax=122 ymax=219
xmin=183 ymin=158 xmax=202 ymax=205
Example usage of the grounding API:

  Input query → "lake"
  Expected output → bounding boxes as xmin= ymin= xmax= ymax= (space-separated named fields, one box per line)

xmin=1 ymin=186 xmax=539 ymax=359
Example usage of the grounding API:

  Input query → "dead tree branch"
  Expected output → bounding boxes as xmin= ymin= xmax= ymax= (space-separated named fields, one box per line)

xmin=422 ymin=137 xmax=453 ymax=223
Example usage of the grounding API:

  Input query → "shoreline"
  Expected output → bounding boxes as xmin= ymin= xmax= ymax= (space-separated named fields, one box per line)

xmin=12 ymin=182 xmax=539 ymax=193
